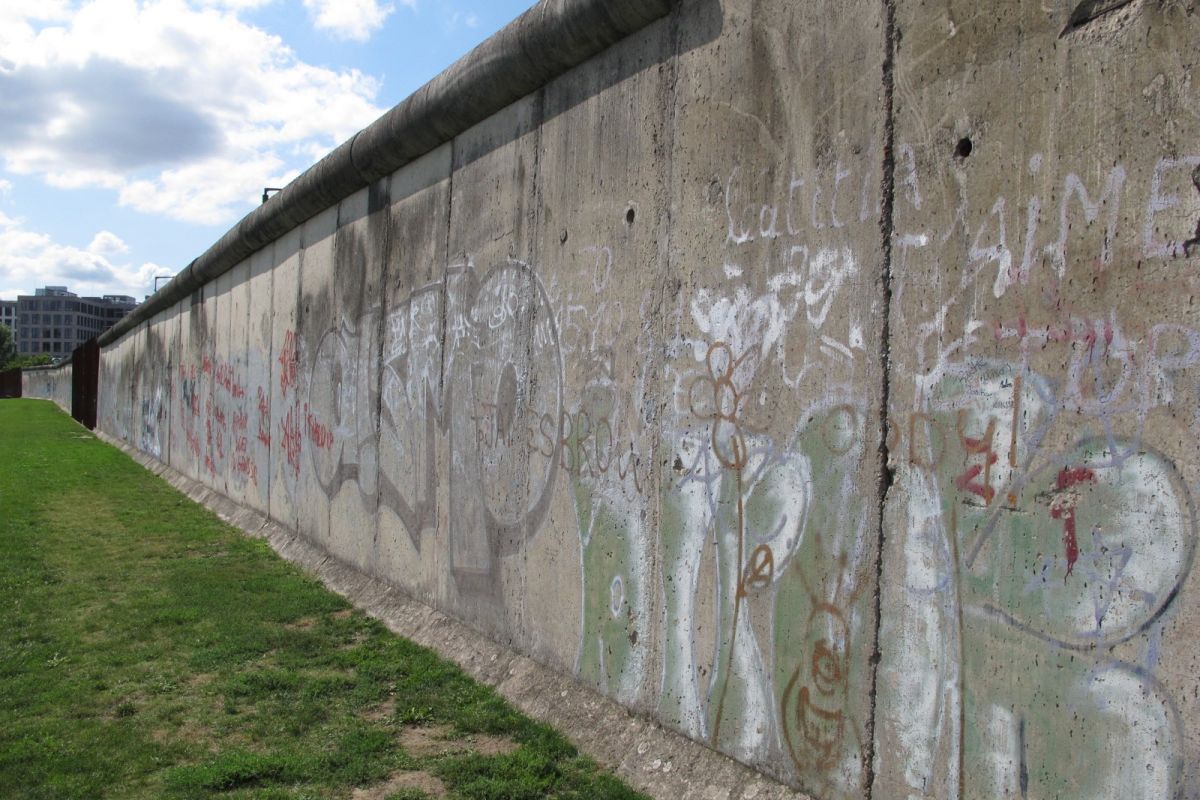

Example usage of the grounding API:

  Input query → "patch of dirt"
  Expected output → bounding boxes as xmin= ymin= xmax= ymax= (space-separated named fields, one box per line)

xmin=399 ymin=724 xmax=519 ymax=758
xmin=351 ymin=770 xmax=446 ymax=799
xmin=399 ymin=725 xmax=460 ymax=757
xmin=331 ymin=609 xmax=354 ymax=619
xmin=361 ymin=697 xmax=396 ymax=723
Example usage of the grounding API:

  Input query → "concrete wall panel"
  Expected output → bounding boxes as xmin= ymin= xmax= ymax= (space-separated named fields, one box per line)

xmin=224 ymin=259 xmax=254 ymax=508
xmin=373 ymin=144 xmax=453 ymax=603
xmin=98 ymin=335 xmax=128 ymax=440
xmin=292 ymin=206 xmax=339 ymax=550
xmin=245 ymin=246 xmax=275 ymax=514
xmin=160 ymin=303 xmax=181 ymax=466
xmin=192 ymin=279 xmax=219 ymax=490
xmin=656 ymin=0 xmax=888 ymax=792
xmin=212 ymin=267 xmax=235 ymax=495
xmin=140 ymin=308 xmax=174 ymax=462
xmin=875 ymin=1 xmax=1200 ymax=797
xmin=530 ymin=15 xmax=674 ymax=710
xmin=174 ymin=292 xmax=201 ymax=479
xmin=284 ymin=182 xmax=391 ymax=576
xmin=269 ymin=227 xmax=304 ymax=535
xmin=165 ymin=299 xmax=183 ymax=470
xmin=441 ymin=94 xmax=545 ymax=646
xmin=97 ymin=344 xmax=115 ymax=434
xmin=122 ymin=327 xmax=144 ymax=445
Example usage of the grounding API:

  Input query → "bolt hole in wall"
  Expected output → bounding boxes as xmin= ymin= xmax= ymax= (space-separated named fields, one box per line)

xmin=955 ymin=136 xmax=973 ymax=159
xmin=625 ymin=207 xmax=636 ymax=224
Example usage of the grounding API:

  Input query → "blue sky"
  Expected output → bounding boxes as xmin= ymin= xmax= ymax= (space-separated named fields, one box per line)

xmin=0 ymin=0 xmax=534 ymax=301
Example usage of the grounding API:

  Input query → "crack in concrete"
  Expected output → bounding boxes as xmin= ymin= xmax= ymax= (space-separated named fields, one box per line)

xmin=371 ymin=176 xmax=393 ymax=548
xmin=437 ymin=137 xmax=455 ymax=439
xmin=863 ymin=0 xmax=898 ymax=797
xmin=641 ymin=4 xmax=684 ymax=715
xmin=524 ymin=86 xmax=547 ymax=641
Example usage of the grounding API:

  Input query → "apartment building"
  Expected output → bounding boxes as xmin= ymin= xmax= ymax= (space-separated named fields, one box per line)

xmin=14 ymin=286 xmax=137 ymax=357
xmin=0 ymin=300 xmax=15 ymax=335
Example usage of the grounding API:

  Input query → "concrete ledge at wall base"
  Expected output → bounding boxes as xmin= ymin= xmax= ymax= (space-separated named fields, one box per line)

xmin=100 ymin=0 xmax=676 ymax=349
xmin=94 ymin=430 xmax=806 ymax=800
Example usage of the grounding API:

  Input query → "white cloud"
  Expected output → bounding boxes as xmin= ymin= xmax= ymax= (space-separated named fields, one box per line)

xmin=0 ymin=0 xmax=386 ymax=225
xmin=86 ymin=230 xmax=128 ymax=256
xmin=194 ymin=0 xmax=275 ymax=9
xmin=0 ymin=214 xmax=162 ymax=301
xmin=120 ymin=153 xmax=299 ymax=227
xmin=0 ymin=179 xmax=12 ymax=195
xmin=303 ymin=0 xmax=403 ymax=41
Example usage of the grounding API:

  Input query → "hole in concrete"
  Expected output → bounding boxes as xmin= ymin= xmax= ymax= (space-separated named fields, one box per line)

xmin=625 ymin=207 xmax=636 ymax=225
xmin=954 ymin=137 xmax=973 ymax=159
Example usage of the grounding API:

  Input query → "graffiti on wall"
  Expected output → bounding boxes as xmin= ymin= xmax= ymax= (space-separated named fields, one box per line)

xmin=876 ymin=149 xmax=1199 ymax=799
xmin=297 ymin=259 xmax=565 ymax=597
xmin=107 ymin=142 xmax=1200 ymax=799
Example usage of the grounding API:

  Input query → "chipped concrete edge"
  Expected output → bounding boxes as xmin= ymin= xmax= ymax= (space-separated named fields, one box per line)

xmin=93 ymin=429 xmax=808 ymax=800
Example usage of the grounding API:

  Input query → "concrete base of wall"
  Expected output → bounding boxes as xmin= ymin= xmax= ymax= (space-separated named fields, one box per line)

xmin=95 ymin=429 xmax=804 ymax=800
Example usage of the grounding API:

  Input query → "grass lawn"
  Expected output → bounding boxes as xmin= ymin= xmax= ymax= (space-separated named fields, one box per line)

xmin=0 ymin=400 xmax=647 ymax=800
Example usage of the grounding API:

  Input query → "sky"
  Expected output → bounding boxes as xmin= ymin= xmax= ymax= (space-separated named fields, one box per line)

xmin=0 ymin=0 xmax=534 ymax=302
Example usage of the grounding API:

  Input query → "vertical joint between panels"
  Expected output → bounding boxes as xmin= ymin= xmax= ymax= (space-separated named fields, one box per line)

xmin=864 ymin=0 xmax=898 ymax=797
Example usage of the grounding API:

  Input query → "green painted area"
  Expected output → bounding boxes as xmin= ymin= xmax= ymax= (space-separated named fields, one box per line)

xmin=0 ymin=399 xmax=646 ymax=800
xmin=771 ymin=406 xmax=872 ymax=795
xmin=913 ymin=364 xmax=1189 ymax=797
xmin=959 ymin=616 xmax=1181 ymax=799
xmin=653 ymin=402 xmax=876 ymax=794
xmin=567 ymin=385 xmax=644 ymax=703
xmin=576 ymin=504 xmax=640 ymax=700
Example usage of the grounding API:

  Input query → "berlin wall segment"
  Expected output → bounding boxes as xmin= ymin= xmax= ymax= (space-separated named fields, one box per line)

xmin=78 ymin=0 xmax=1200 ymax=797
xmin=21 ymin=364 xmax=72 ymax=412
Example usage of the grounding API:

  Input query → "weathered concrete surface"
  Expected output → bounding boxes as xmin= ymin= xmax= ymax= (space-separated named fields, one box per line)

xmin=660 ymin=0 xmax=887 ymax=793
xmin=83 ymin=0 xmax=1200 ymax=797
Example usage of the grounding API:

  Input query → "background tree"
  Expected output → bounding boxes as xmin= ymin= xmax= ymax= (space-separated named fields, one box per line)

xmin=0 ymin=324 xmax=15 ymax=370
xmin=6 ymin=354 xmax=53 ymax=370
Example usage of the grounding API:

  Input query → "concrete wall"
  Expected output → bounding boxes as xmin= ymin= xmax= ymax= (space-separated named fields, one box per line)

xmin=93 ymin=0 xmax=1200 ymax=796
xmin=23 ymin=363 xmax=72 ymax=413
